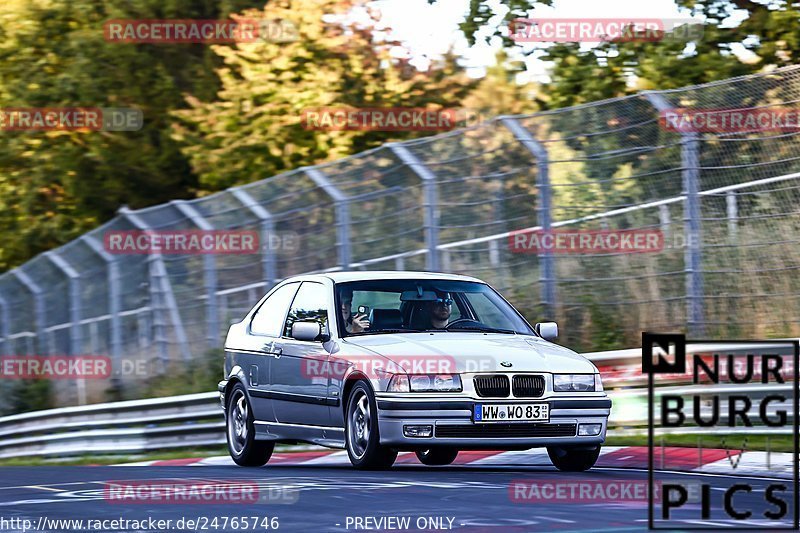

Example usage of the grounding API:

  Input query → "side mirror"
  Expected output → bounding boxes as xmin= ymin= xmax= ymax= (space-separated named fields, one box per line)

xmin=535 ymin=322 xmax=558 ymax=340
xmin=291 ymin=321 xmax=323 ymax=342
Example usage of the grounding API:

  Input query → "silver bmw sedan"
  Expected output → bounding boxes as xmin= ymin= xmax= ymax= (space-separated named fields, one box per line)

xmin=220 ymin=271 xmax=611 ymax=470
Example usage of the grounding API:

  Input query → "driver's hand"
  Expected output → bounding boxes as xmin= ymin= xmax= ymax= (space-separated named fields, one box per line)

xmin=351 ymin=313 xmax=370 ymax=332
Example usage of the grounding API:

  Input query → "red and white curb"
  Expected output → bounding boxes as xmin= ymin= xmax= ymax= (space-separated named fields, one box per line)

xmin=114 ymin=446 xmax=794 ymax=478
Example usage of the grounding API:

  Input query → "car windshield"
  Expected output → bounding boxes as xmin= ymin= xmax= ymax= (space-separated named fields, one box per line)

xmin=336 ymin=279 xmax=534 ymax=337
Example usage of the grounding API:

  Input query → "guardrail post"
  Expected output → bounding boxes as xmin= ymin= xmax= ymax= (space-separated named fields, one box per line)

xmin=229 ymin=187 xmax=278 ymax=288
xmin=499 ymin=117 xmax=556 ymax=317
xmin=645 ymin=92 xmax=704 ymax=335
xmin=44 ymin=252 xmax=85 ymax=405
xmin=304 ymin=167 xmax=351 ymax=269
xmin=119 ymin=208 xmax=192 ymax=366
xmin=767 ymin=435 xmax=771 ymax=470
xmin=0 ymin=292 xmax=8 ymax=356
xmin=388 ymin=144 xmax=440 ymax=272
xmin=81 ymin=235 xmax=123 ymax=385
xmin=698 ymin=435 xmax=702 ymax=468
xmin=172 ymin=200 xmax=220 ymax=349
xmin=11 ymin=269 xmax=46 ymax=355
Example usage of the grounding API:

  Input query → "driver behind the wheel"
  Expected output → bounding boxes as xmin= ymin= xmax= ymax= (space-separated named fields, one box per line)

xmin=427 ymin=292 xmax=453 ymax=329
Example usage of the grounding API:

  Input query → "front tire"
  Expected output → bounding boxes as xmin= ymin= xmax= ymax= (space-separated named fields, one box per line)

xmin=345 ymin=381 xmax=397 ymax=470
xmin=226 ymin=383 xmax=274 ymax=467
xmin=416 ymin=448 xmax=459 ymax=466
xmin=547 ymin=445 xmax=600 ymax=472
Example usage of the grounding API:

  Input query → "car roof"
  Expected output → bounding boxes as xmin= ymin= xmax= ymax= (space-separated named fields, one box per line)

xmin=286 ymin=271 xmax=485 ymax=284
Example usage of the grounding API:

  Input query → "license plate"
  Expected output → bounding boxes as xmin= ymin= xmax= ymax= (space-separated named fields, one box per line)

xmin=473 ymin=403 xmax=549 ymax=423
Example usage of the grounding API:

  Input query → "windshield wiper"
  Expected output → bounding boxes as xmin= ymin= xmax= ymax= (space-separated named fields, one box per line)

xmin=351 ymin=328 xmax=420 ymax=336
xmin=445 ymin=325 xmax=517 ymax=334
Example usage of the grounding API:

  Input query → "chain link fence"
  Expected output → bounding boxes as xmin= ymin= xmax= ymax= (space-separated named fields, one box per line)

xmin=3 ymin=66 xmax=800 ymax=407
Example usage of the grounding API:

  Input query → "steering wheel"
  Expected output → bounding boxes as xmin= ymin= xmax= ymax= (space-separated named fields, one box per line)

xmin=444 ymin=318 xmax=483 ymax=330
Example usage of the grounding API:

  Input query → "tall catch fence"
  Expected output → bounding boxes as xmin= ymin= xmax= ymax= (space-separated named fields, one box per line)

xmin=3 ymin=66 xmax=800 ymax=406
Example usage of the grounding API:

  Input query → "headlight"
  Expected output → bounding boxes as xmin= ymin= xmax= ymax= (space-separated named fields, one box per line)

xmin=553 ymin=374 xmax=595 ymax=392
xmin=387 ymin=374 xmax=410 ymax=392
xmin=411 ymin=374 xmax=462 ymax=392
xmin=595 ymin=373 xmax=604 ymax=392
xmin=389 ymin=374 xmax=462 ymax=392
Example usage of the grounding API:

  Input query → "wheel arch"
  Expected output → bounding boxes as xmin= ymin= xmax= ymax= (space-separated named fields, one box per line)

xmin=341 ymin=371 xmax=372 ymax=416
xmin=224 ymin=365 xmax=250 ymax=410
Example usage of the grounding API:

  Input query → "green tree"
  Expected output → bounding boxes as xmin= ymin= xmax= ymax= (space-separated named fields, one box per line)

xmin=0 ymin=0 xmax=262 ymax=270
xmin=173 ymin=0 xmax=479 ymax=192
xmin=442 ymin=0 xmax=799 ymax=105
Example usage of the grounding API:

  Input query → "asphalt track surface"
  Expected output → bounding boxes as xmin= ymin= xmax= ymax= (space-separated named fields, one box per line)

xmin=0 ymin=461 xmax=795 ymax=533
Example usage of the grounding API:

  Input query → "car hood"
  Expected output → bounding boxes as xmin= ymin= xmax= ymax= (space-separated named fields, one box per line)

xmin=342 ymin=332 xmax=596 ymax=374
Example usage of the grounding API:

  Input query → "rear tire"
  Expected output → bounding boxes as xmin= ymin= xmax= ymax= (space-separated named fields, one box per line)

xmin=547 ymin=446 xmax=600 ymax=472
xmin=226 ymin=383 xmax=274 ymax=467
xmin=345 ymin=381 xmax=397 ymax=470
xmin=416 ymin=448 xmax=459 ymax=466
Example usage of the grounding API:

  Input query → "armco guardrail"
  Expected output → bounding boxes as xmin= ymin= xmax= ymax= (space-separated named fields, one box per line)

xmin=0 ymin=344 xmax=793 ymax=459
xmin=0 ymin=392 xmax=222 ymax=459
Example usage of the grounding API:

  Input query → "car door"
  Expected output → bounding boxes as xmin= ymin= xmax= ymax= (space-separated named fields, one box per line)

xmin=244 ymin=281 xmax=300 ymax=423
xmin=270 ymin=281 xmax=334 ymax=427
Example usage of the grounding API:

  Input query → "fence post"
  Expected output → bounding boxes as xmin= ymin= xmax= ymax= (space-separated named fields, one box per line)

xmin=44 ymin=252 xmax=85 ymax=405
xmin=658 ymin=204 xmax=671 ymax=241
xmin=499 ymin=117 xmax=556 ymax=317
xmin=229 ymin=187 xmax=278 ymax=288
xmin=490 ymin=181 xmax=504 ymax=268
xmin=172 ymin=200 xmax=220 ymax=349
xmin=0 ymin=292 xmax=8 ymax=355
xmin=44 ymin=252 xmax=82 ymax=357
xmin=11 ymin=269 xmax=46 ymax=354
xmin=645 ymin=92 xmax=704 ymax=335
xmin=441 ymin=250 xmax=451 ymax=272
xmin=81 ymin=235 xmax=123 ymax=385
xmin=304 ymin=167 xmax=352 ymax=270
xmin=388 ymin=143 xmax=440 ymax=272
xmin=119 ymin=207 xmax=192 ymax=366
xmin=726 ymin=191 xmax=738 ymax=242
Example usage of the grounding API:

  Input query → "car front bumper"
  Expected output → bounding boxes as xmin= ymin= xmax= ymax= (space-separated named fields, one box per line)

xmin=376 ymin=396 xmax=611 ymax=449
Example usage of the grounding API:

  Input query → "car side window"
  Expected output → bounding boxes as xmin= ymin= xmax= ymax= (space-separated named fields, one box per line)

xmin=250 ymin=283 xmax=300 ymax=336
xmin=283 ymin=282 xmax=329 ymax=338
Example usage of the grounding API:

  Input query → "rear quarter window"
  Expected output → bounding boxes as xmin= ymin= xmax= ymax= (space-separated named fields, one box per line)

xmin=250 ymin=283 xmax=300 ymax=336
